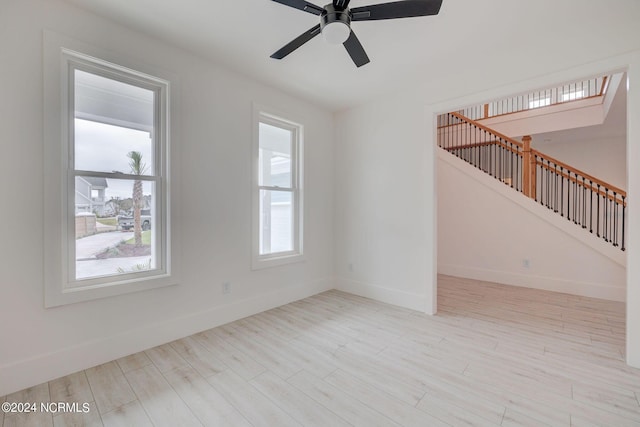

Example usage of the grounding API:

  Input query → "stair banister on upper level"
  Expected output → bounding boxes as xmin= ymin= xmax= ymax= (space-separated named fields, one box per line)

xmin=438 ymin=111 xmax=627 ymax=251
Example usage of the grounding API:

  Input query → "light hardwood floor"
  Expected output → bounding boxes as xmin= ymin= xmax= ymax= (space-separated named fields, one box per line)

xmin=3 ymin=275 xmax=640 ymax=426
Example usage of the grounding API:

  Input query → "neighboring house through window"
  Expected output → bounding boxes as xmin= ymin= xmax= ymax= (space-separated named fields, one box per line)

xmin=75 ymin=176 xmax=108 ymax=215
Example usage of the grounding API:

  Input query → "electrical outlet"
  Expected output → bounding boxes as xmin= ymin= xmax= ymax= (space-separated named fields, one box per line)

xmin=222 ymin=281 xmax=231 ymax=294
xmin=522 ymin=259 xmax=530 ymax=268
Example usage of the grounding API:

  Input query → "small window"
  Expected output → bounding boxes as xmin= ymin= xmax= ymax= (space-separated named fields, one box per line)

xmin=252 ymin=109 xmax=304 ymax=269
xmin=44 ymin=43 xmax=174 ymax=307
xmin=561 ymin=90 xmax=585 ymax=102
xmin=529 ymin=97 xmax=551 ymax=109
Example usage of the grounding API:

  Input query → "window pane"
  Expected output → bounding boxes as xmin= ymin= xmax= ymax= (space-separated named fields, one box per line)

xmin=74 ymin=70 xmax=154 ymax=174
xmin=75 ymin=176 xmax=156 ymax=281
xmin=259 ymin=190 xmax=293 ymax=255
xmin=529 ymin=97 xmax=551 ymax=109
xmin=259 ymin=122 xmax=292 ymax=187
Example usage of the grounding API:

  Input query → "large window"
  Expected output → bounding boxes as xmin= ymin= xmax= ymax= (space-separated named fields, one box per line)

xmin=252 ymin=110 xmax=304 ymax=268
xmin=71 ymin=67 xmax=163 ymax=283
xmin=44 ymin=42 xmax=174 ymax=307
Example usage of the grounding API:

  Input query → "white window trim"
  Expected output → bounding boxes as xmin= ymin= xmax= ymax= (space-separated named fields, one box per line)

xmin=44 ymin=31 xmax=179 ymax=307
xmin=251 ymin=104 xmax=305 ymax=270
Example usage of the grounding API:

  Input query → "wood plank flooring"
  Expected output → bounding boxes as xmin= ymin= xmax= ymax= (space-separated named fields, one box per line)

xmin=3 ymin=275 xmax=640 ymax=426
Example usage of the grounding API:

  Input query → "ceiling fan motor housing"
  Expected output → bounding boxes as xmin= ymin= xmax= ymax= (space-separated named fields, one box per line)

xmin=320 ymin=4 xmax=351 ymax=44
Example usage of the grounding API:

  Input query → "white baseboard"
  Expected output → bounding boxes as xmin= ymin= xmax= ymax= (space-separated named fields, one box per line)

xmin=439 ymin=264 xmax=625 ymax=302
xmin=0 ymin=278 xmax=333 ymax=397
xmin=336 ymin=278 xmax=427 ymax=312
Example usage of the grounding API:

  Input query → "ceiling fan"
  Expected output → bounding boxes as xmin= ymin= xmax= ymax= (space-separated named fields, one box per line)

xmin=270 ymin=0 xmax=443 ymax=67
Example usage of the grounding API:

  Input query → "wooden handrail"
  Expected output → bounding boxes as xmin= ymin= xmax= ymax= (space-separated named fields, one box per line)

xmin=443 ymin=140 xmax=496 ymax=151
xmin=535 ymin=159 xmax=626 ymax=204
xmin=437 ymin=122 xmax=467 ymax=129
xmin=440 ymin=112 xmax=626 ymax=197
xmin=450 ymin=112 xmax=524 ymax=149
xmin=443 ymin=139 xmax=521 ymax=156
xmin=531 ymin=148 xmax=626 ymax=197
xmin=442 ymin=114 xmax=625 ymax=199
xmin=599 ymin=76 xmax=609 ymax=96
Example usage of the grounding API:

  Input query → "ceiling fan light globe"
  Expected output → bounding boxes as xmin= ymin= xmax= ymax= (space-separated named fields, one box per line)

xmin=322 ymin=21 xmax=350 ymax=44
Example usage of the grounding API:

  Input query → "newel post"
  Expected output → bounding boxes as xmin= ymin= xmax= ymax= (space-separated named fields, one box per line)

xmin=522 ymin=135 xmax=532 ymax=197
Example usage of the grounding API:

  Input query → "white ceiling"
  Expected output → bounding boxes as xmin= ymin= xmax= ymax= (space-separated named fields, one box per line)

xmin=63 ymin=0 xmax=640 ymax=111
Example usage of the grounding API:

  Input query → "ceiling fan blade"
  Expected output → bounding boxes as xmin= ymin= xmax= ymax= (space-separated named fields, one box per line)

xmin=271 ymin=0 xmax=324 ymax=16
xmin=333 ymin=0 xmax=351 ymax=9
xmin=351 ymin=0 xmax=442 ymax=21
xmin=343 ymin=31 xmax=370 ymax=67
xmin=271 ymin=24 xmax=322 ymax=60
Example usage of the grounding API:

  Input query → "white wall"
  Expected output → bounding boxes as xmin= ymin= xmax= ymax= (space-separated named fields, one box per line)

xmin=438 ymin=151 xmax=626 ymax=301
xmin=626 ymin=56 xmax=640 ymax=367
xmin=0 ymin=0 xmax=334 ymax=395
xmin=534 ymin=135 xmax=627 ymax=191
xmin=333 ymin=94 xmax=435 ymax=312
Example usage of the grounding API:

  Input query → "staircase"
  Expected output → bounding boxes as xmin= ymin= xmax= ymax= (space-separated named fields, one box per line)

xmin=437 ymin=111 xmax=627 ymax=251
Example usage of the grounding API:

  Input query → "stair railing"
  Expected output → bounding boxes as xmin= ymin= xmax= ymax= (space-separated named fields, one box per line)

xmin=437 ymin=112 xmax=626 ymax=251
xmin=454 ymin=76 xmax=608 ymax=121
xmin=532 ymin=150 xmax=626 ymax=251
xmin=438 ymin=112 xmax=524 ymax=192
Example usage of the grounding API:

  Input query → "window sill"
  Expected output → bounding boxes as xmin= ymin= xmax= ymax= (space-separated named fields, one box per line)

xmin=251 ymin=252 xmax=306 ymax=270
xmin=45 ymin=272 xmax=179 ymax=308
